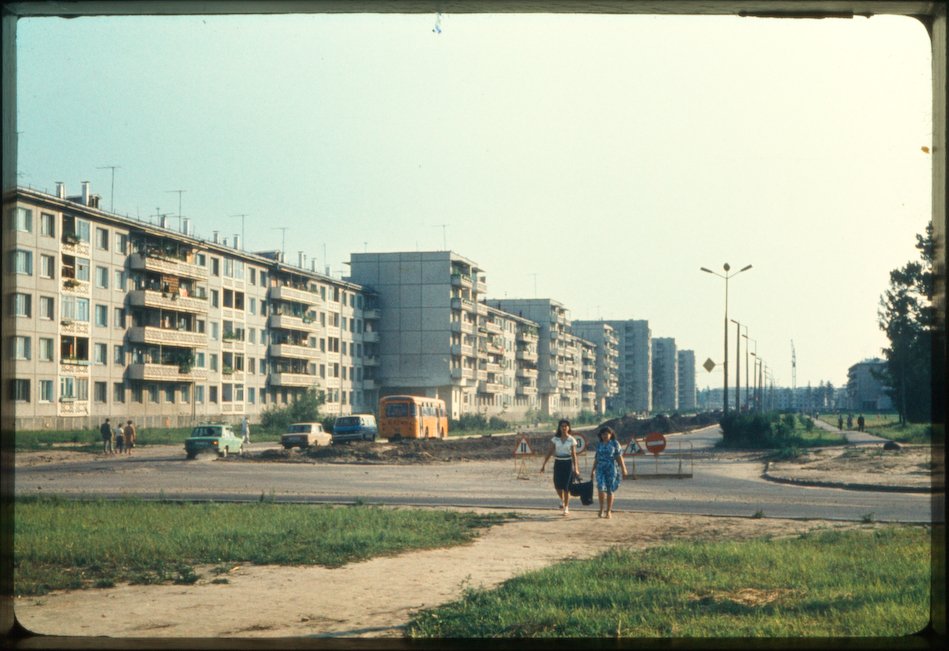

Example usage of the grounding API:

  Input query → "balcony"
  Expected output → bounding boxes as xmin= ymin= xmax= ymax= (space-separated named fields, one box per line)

xmin=62 ymin=278 xmax=89 ymax=295
xmin=268 ymin=284 xmax=320 ymax=306
xmin=478 ymin=380 xmax=504 ymax=394
xmin=362 ymin=379 xmax=376 ymax=390
xmin=363 ymin=331 xmax=380 ymax=343
xmin=128 ymin=326 xmax=207 ymax=347
xmin=515 ymin=349 xmax=534 ymax=361
xmin=476 ymin=369 xmax=488 ymax=382
xmin=485 ymin=361 xmax=502 ymax=374
xmin=520 ymin=329 xmax=539 ymax=341
xmin=268 ymin=313 xmax=320 ymax=333
xmin=60 ymin=320 xmax=89 ymax=336
xmin=221 ymin=368 xmax=245 ymax=382
xmin=129 ymin=252 xmax=208 ymax=280
xmin=516 ymin=384 xmax=537 ymax=396
xmin=269 ymin=343 xmax=318 ymax=360
xmin=129 ymin=289 xmax=209 ymax=314
xmin=485 ymin=320 xmax=503 ymax=334
xmin=363 ymin=355 xmax=379 ymax=367
xmin=363 ymin=308 xmax=382 ymax=320
xmin=516 ymin=367 xmax=539 ymax=379
xmin=450 ymin=273 xmax=473 ymax=288
xmin=476 ymin=302 xmax=488 ymax=316
xmin=450 ymin=321 xmax=462 ymax=334
xmin=474 ymin=279 xmax=487 ymax=294
xmin=128 ymin=363 xmax=208 ymax=382
xmin=59 ymin=360 xmax=91 ymax=375
xmin=269 ymin=372 xmax=318 ymax=387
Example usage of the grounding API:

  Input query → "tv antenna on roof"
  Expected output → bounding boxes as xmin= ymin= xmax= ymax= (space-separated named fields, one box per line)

xmin=432 ymin=224 xmax=448 ymax=250
xmin=165 ymin=189 xmax=186 ymax=218
xmin=96 ymin=165 xmax=120 ymax=212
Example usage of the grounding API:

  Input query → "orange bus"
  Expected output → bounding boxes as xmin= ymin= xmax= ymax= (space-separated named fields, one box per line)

xmin=378 ymin=395 xmax=449 ymax=440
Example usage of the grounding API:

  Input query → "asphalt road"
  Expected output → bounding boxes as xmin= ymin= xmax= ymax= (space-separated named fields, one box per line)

xmin=15 ymin=425 xmax=938 ymax=523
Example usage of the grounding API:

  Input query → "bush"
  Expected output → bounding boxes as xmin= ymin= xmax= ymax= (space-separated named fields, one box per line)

xmin=449 ymin=414 xmax=511 ymax=432
xmin=719 ymin=411 xmax=802 ymax=449
xmin=259 ymin=388 xmax=325 ymax=433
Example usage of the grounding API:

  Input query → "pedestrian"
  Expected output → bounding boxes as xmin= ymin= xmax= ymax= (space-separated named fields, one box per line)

xmin=115 ymin=422 xmax=125 ymax=454
xmin=241 ymin=416 xmax=251 ymax=447
xmin=590 ymin=426 xmax=628 ymax=519
xmin=539 ymin=419 xmax=580 ymax=516
xmin=123 ymin=420 xmax=136 ymax=455
xmin=857 ymin=414 xmax=865 ymax=432
xmin=837 ymin=414 xmax=843 ymax=430
xmin=847 ymin=414 xmax=853 ymax=429
xmin=100 ymin=418 xmax=114 ymax=455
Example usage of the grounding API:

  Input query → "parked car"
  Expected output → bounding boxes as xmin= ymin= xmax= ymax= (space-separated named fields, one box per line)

xmin=331 ymin=414 xmax=378 ymax=443
xmin=185 ymin=423 xmax=244 ymax=459
xmin=281 ymin=422 xmax=332 ymax=449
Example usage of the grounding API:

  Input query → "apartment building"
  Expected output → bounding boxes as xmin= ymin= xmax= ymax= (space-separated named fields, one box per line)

xmin=652 ymin=337 xmax=678 ymax=412
xmin=347 ymin=250 xmax=552 ymax=420
xmin=570 ymin=320 xmax=619 ymax=414
xmin=3 ymin=184 xmax=375 ymax=431
xmin=846 ymin=358 xmax=893 ymax=412
xmin=677 ymin=349 xmax=697 ymax=412
xmin=603 ymin=319 xmax=651 ymax=414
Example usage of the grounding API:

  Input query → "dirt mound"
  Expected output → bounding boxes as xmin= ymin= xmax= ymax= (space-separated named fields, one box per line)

xmin=237 ymin=414 xmax=721 ymax=465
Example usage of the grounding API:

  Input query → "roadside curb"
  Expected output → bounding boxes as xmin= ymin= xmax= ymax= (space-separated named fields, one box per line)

xmin=761 ymin=462 xmax=937 ymax=494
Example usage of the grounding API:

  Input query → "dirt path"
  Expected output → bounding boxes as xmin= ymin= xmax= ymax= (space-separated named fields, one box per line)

xmin=14 ymin=509 xmax=871 ymax=639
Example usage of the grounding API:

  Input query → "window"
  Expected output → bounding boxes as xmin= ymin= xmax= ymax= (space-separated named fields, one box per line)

xmin=249 ymin=297 xmax=256 ymax=315
xmin=113 ymin=382 xmax=125 ymax=403
xmin=40 ymin=254 xmax=55 ymax=278
xmin=10 ymin=379 xmax=30 ymax=401
xmin=260 ymin=271 xmax=267 ymax=286
xmin=60 ymin=377 xmax=89 ymax=401
xmin=113 ymin=269 xmax=126 ymax=290
xmin=249 ymin=268 xmax=256 ymax=285
xmin=61 ymin=296 xmax=90 ymax=321
xmin=96 ymin=227 xmax=109 ymax=250
xmin=196 ymin=253 xmax=207 ymax=267
xmin=12 ymin=250 xmax=32 ymax=275
xmin=248 ymin=358 xmax=256 ymax=374
xmin=195 ymin=351 xmax=205 ymax=368
xmin=181 ymin=385 xmax=190 ymax=403
xmin=39 ymin=337 xmax=54 ymax=361
xmin=94 ymin=381 xmax=107 ymax=403
xmin=94 ymin=343 xmax=107 ymax=365
xmin=14 ymin=207 xmax=32 ymax=232
xmin=222 ymin=383 xmax=233 ymax=402
xmin=12 ymin=336 xmax=31 ymax=360
xmin=210 ymin=322 xmax=219 ymax=341
xmin=211 ymin=258 xmax=220 ymax=276
xmin=115 ymin=233 xmax=128 ymax=254
xmin=40 ymin=296 xmax=54 ymax=320
xmin=113 ymin=307 xmax=125 ymax=328
xmin=248 ymin=387 xmax=256 ymax=404
xmin=132 ymin=385 xmax=143 ymax=403
xmin=211 ymin=289 xmax=219 ymax=308
xmin=210 ymin=354 xmax=218 ymax=371
xmin=96 ymin=266 xmax=109 ymax=289
xmin=248 ymin=329 xmax=256 ymax=344
xmin=41 ymin=213 xmax=55 ymax=237
xmin=95 ymin=304 xmax=108 ymax=327
xmin=12 ymin=292 xmax=31 ymax=317
xmin=209 ymin=386 xmax=218 ymax=403
xmin=114 ymin=345 xmax=124 ymax=364
xmin=40 ymin=380 xmax=53 ymax=402
xmin=148 ymin=385 xmax=159 ymax=403
xmin=165 ymin=385 xmax=176 ymax=403
xmin=74 ymin=219 xmax=90 ymax=242
xmin=75 ymin=257 xmax=90 ymax=281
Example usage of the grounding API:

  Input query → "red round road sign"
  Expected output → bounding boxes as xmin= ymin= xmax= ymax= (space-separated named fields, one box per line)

xmin=644 ymin=432 xmax=666 ymax=455
xmin=573 ymin=433 xmax=587 ymax=455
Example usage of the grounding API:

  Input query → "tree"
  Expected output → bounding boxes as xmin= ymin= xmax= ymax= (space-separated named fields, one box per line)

xmin=877 ymin=221 xmax=934 ymax=424
xmin=260 ymin=387 xmax=326 ymax=432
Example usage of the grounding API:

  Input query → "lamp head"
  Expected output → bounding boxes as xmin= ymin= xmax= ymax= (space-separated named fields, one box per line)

xmin=723 ymin=263 xmax=731 ymax=272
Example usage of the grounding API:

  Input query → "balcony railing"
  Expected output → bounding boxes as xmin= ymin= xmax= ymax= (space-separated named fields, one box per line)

xmin=269 ymin=372 xmax=318 ymax=387
xmin=362 ymin=378 xmax=376 ymax=390
xmin=268 ymin=284 xmax=320 ymax=306
xmin=363 ymin=308 xmax=382 ymax=320
xmin=269 ymin=343 xmax=318 ymax=359
xmin=478 ymin=380 xmax=504 ymax=394
xmin=363 ymin=355 xmax=379 ymax=366
xmin=516 ymin=367 xmax=539 ymax=378
xmin=363 ymin=331 xmax=380 ymax=343
xmin=60 ymin=320 xmax=89 ymax=336
xmin=128 ymin=363 xmax=208 ymax=382
xmin=129 ymin=289 xmax=209 ymax=314
xmin=128 ymin=326 xmax=207 ymax=347
xmin=268 ymin=313 xmax=320 ymax=333
xmin=129 ymin=253 xmax=208 ymax=280
xmin=516 ymin=384 xmax=537 ymax=396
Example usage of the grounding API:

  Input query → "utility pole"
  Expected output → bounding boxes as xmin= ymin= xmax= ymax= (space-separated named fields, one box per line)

xmin=97 ymin=165 xmax=120 ymax=212
xmin=166 ymin=189 xmax=186 ymax=220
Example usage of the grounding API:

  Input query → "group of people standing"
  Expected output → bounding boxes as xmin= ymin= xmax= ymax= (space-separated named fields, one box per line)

xmin=99 ymin=418 xmax=136 ymax=455
xmin=837 ymin=413 xmax=866 ymax=432
xmin=539 ymin=419 xmax=628 ymax=519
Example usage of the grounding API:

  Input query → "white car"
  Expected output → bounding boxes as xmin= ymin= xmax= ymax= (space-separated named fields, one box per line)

xmin=280 ymin=422 xmax=332 ymax=449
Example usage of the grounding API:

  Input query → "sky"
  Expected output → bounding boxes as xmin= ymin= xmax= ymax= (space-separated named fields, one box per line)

xmin=14 ymin=10 xmax=933 ymax=391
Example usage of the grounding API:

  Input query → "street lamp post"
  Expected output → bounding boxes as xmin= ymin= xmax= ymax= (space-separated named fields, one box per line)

xmin=743 ymin=334 xmax=755 ymax=411
xmin=701 ymin=263 xmax=752 ymax=414
xmin=730 ymin=319 xmax=746 ymax=412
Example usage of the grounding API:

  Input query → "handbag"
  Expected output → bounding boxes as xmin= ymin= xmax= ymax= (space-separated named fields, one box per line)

xmin=568 ymin=477 xmax=594 ymax=506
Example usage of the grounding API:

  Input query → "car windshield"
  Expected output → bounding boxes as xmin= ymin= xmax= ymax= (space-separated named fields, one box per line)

xmin=335 ymin=417 xmax=359 ymax=427
xmin=288 ymin=424 xmax=309 ymax=433
xmin=192 ymin=427 xmax=220 ymax=437
xmin=384 ymin=403 xmax=414 ymax=417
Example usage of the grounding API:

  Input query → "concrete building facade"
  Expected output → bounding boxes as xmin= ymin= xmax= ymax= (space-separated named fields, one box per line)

xmin=603 ymin=319 xmax=651 ymax=414
xmin=4 ymin=184 xmax=374 ymax=431
xmin=677 ymin=349 xmax=697 ymax=412
xmin=651 ymin=337 xmax=678 ymax=412
xmin=846 ymin=358 xmax=894 ymax=412
xmin=571 ymin=320 xmax=619 ymax=414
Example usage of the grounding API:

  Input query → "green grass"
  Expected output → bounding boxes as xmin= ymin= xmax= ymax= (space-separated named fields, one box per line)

xmin=12 ymin=426 xmax=285 ymax=452
xmin=818 ymin=413 xmax=940 ymax=445
xmin=13 ymin=497 xmax=509 ymax=596
xmin=406 ymin=526 xmax=931 ymax=638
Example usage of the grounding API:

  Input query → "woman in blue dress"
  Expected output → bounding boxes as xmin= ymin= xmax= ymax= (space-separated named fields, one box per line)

xmin=590 ymin=426 xmax=627 ymax=519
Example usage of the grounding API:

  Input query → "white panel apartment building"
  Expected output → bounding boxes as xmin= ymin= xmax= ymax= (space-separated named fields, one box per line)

xmin=651 ymin=337 xmax=678 ymax=412
xmin=677 ymin=349 xmax=697 ymax=411
xmin=4 ymin=184 xmax=376 ymax=431
xmin=603 ymin=319 xmax=651 ymax=414
xmin=346 ymin=251 xmax=546 ymax=420
xmin=570 ymin=320 xmax=619 ymax=414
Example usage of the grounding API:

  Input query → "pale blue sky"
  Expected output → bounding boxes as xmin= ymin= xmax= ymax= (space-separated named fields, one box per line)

xmin=15 ymin=12 xmax=933 ymax=389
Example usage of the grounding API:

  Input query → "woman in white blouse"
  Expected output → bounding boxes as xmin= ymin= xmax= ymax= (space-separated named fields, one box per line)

xmin=539 ymin=419 xmax=580 ymax=515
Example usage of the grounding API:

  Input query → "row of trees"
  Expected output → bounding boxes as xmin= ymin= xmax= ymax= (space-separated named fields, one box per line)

xmin=877 ymin=221 xmax=936 ymax=425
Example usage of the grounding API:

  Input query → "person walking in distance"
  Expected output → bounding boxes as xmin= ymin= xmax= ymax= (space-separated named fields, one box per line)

xmin=539 ymin=419 xmax=580 ymax=515
xmin=100 ymin=418 xmax=115 ymax=455
xmin=241 ymin=416 xmax=251 ymax=448
xmin=590 ymin=426 xmax=627 ymax=519
xmin=123 ymin=420 xmax=136 ymax=456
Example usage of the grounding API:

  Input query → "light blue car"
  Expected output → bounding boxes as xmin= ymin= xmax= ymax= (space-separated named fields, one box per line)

xmin=185 ymin=423 xmax=244 ymax=459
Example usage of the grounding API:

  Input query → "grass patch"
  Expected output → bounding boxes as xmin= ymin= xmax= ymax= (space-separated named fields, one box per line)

xmin=406 ymin=526 xmax=930 ymax=638
xmin=14 ymin=497 xmax=508 ymax=596
xmin=13 ymin=426 xmax=285 ymax=452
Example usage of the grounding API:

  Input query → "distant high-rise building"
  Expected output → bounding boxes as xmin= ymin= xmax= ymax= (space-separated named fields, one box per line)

xmin=846 ymin=358 xmax=894 ymax=411
xmin=652 ymin=337 xmax=678 ymax=412
xmin=571 ymin=320 xmax=619 ymax=415
xmin=603 ymin=319 xmax=651 ymax=414
xmin=677 ymin=349 xmax=697 ymax=411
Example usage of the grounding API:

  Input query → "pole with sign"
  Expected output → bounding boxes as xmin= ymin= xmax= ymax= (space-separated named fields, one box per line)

xmin=513 ymin=434 xmax=534 ymax=479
